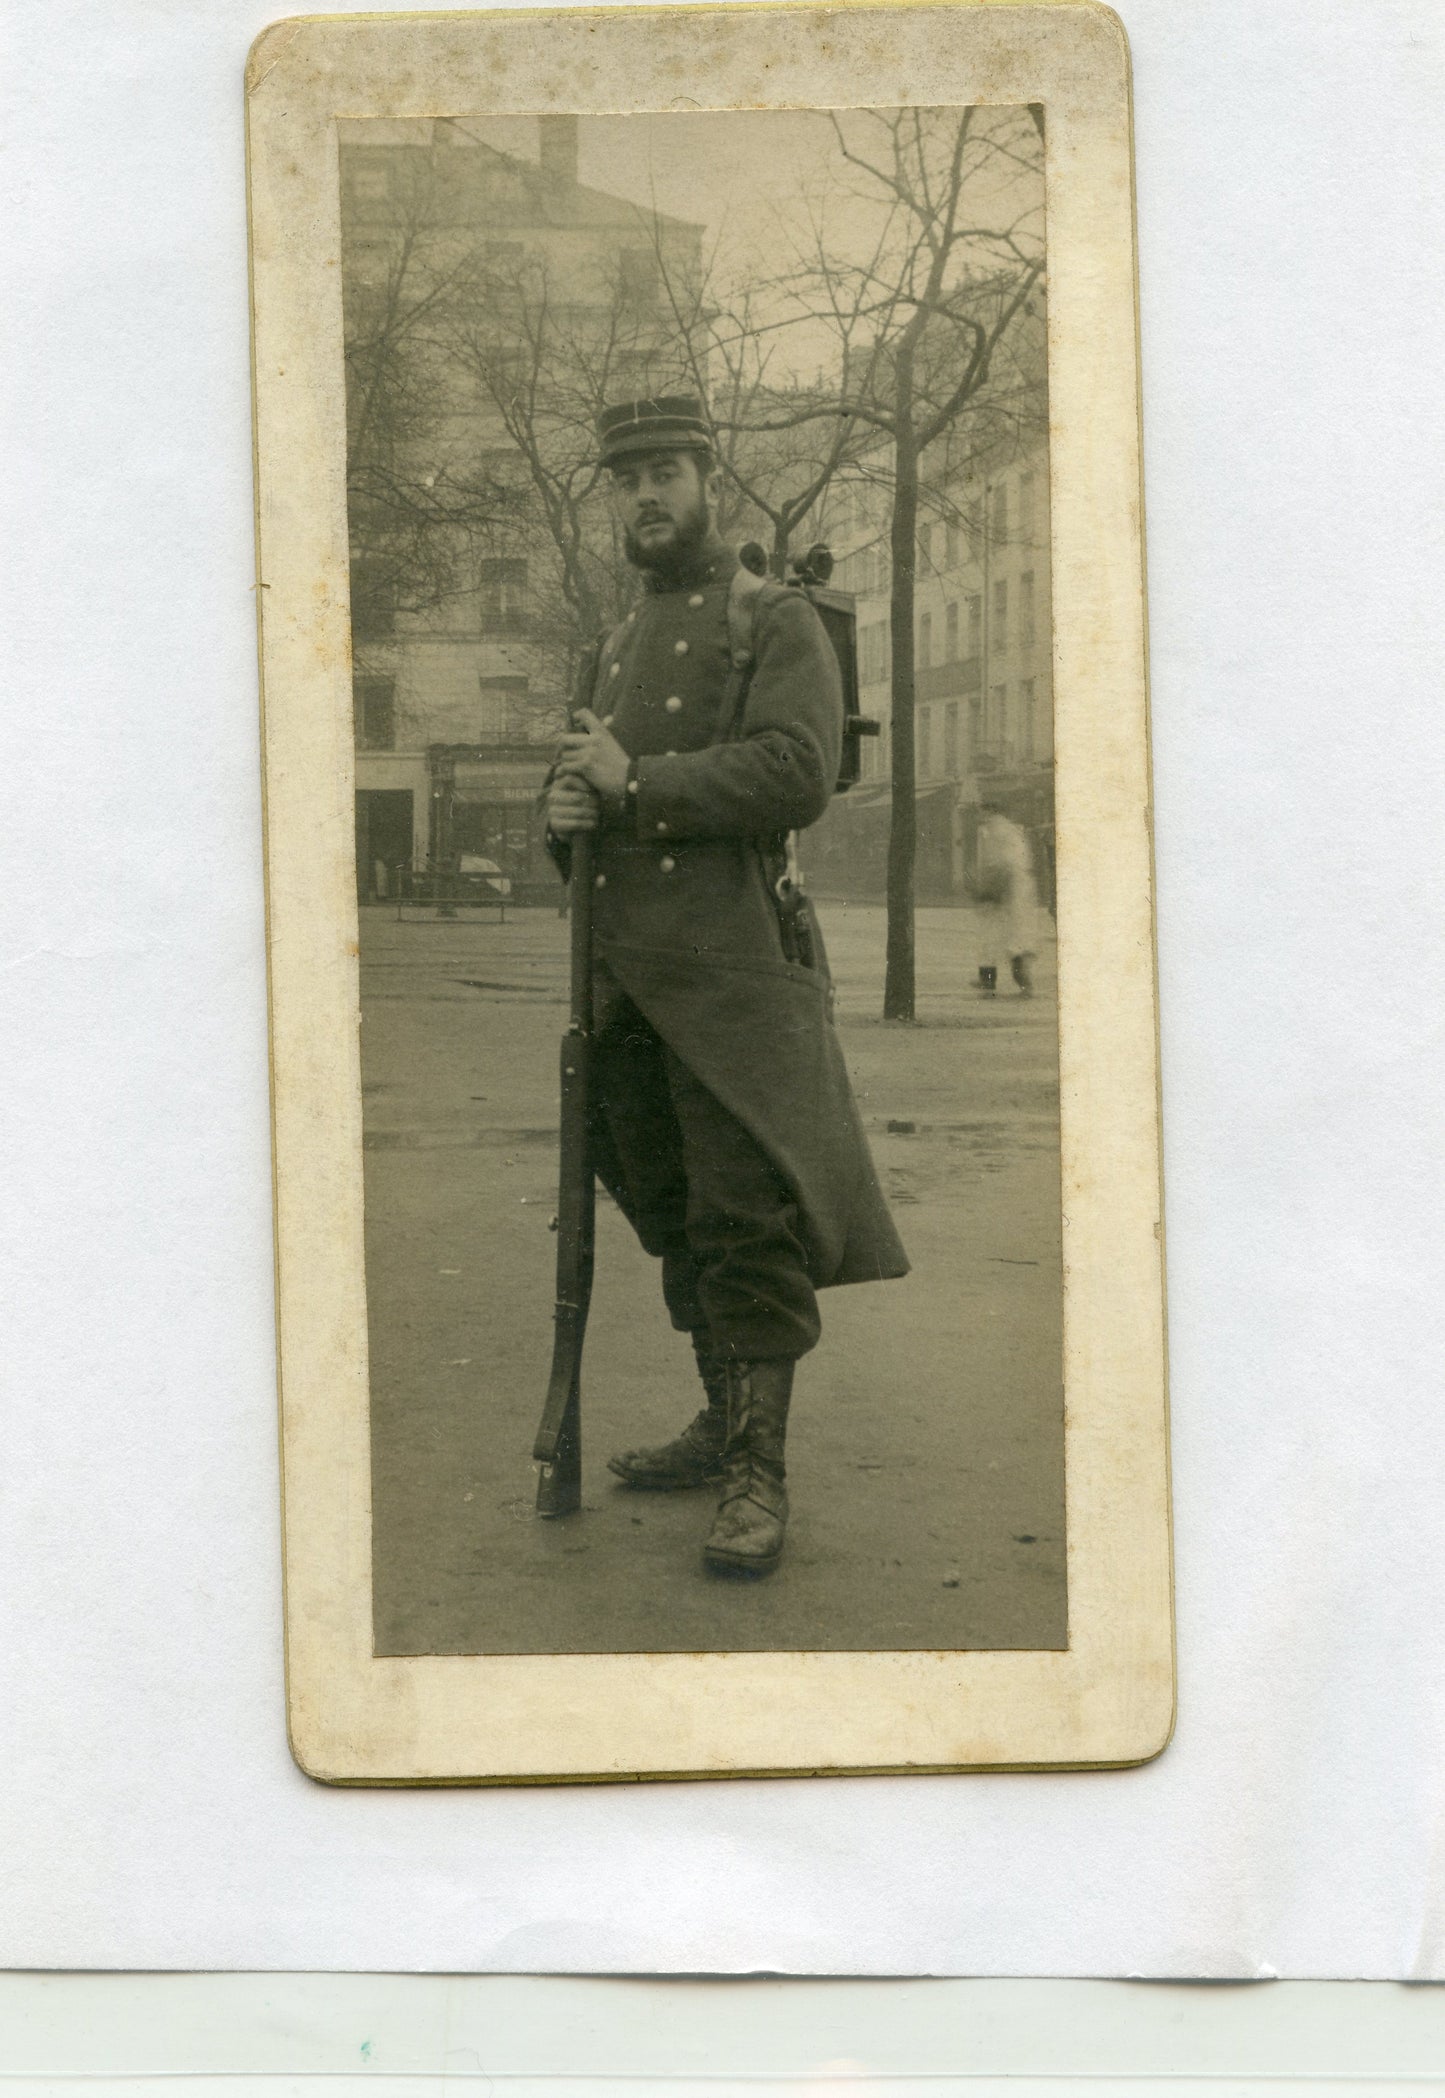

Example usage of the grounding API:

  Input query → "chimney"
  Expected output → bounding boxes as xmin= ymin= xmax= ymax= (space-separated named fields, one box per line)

xmin=538 ymin=115 xmax=578 ymax=187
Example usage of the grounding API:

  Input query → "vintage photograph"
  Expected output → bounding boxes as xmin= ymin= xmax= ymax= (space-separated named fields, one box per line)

xmin=340 ymin=103 xmax=1064 ymax=1655
xmin=249 ymin=0 xmax=1169 ymax=1780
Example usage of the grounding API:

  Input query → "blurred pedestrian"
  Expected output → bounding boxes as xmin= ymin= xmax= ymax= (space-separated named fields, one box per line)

xmin=974 ymin=804 xmax=1042 ymax=996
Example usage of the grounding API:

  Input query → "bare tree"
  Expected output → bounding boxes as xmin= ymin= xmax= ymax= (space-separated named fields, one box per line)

xmin=444 ymin=238 xmax=712 ymax=723
xmin=340 ymin=149 xmax=522 ymax=652
xmin=654 ymin=257 xmax=875 ymax=577
xmin=720 ymin=107 xmax=1047 ymax=1019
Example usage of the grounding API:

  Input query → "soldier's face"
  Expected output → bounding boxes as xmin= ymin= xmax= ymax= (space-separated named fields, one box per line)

xmin=611 ymin=451 xmax=713 ymax=568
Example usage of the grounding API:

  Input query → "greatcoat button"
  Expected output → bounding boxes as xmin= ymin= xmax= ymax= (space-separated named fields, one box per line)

xmin=659 ymin=856 xmax=676 ymax=873
xmin=674 ymin=639 xmax=689 ymax=656
xmin=655 ymin=821 xmax=668 ymax=835
xmin=688 ymin=593 xmax=704 ymax=608
xmin=594 ymin=873 xmax=606 ymax=887
xmin=602 ymin=714 xmax=614 ymax=727
xmin=664 ymin=694 xmax=682 ymax=713
xmin=609 ymin=662 xmax=621 ymax=678
xmin=732 ymin=650 xmax=750 ymax=668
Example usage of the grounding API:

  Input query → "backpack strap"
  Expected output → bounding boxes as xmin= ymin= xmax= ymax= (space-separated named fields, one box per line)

xmin=715 ymin=562 xmax=778 ymax=745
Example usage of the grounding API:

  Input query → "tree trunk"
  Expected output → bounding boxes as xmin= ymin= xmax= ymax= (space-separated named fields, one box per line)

xmin=883 ymin=425 xmax=919 ymax=1021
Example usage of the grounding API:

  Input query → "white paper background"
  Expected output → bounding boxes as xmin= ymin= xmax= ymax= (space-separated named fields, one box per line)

xmin=2 ymin=0 xmax=1443 ymax=1976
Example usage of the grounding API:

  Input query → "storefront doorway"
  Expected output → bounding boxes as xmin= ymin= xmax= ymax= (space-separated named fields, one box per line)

xmin=354 ymin=789 xmax=415 ymax=901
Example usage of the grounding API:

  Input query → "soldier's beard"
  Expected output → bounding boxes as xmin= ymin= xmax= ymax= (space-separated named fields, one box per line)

xmin=623 ymin=491 xmax=713 ymax=579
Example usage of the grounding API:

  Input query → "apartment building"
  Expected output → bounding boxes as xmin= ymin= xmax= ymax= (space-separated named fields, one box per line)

xmin=808 ymin=435 xmax=1055 ymax=904
xmin=340 ymin=116 xmax=702 ymax=897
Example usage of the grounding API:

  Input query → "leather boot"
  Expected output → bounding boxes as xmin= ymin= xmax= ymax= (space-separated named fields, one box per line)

xmin=703 ymin=1359 xmax=794 ymax=1576
xmin=978 ymin=964 xmax=998 ymax=996
xmin=607 ymin=1336 xmax=728 ymax=1489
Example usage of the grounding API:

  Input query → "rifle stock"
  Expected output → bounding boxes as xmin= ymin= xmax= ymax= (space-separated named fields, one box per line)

xmin=533 ymin=680 xmax=599 ymax=1516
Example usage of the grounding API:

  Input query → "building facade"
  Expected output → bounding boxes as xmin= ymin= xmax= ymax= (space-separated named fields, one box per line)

xmin=805 ymin=435 xmax=1055 ymax=907
xmin=340 ymin=116 xmax=702 ymax=899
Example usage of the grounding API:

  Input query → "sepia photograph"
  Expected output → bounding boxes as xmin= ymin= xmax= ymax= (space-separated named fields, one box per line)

xmin=341 ymin=103 xmax=1063 ymax=1656
xmin=248 ymin=1 xmax=1169 ymax=1780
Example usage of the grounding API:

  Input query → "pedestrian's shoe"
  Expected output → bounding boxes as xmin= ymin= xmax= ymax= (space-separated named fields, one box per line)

xmin=1010 ymin=951 xmax=1036 ymax=996
xmin=607 ymin=1337 xmax=728 ymax=1489
xmin=978 ymin=964 xmax=998 ymax=996
xmin=703 ymin=1359 xmax=794 ymax=1577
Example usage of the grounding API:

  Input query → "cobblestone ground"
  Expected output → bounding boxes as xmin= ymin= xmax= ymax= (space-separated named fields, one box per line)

xmin=360 ymin=895 xmax=1065 ymax=1654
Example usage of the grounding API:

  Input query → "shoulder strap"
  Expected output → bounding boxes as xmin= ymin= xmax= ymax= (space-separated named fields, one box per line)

xmin=716 ymin=563 xmax=781 ymax=746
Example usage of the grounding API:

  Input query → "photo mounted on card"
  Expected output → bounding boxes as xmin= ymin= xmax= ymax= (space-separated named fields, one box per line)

xmin=248 ymin=0 xmax=1171 ymax=1783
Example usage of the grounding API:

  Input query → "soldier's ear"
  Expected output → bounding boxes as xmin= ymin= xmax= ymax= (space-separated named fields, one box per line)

xmin=703 ymin=461 xmax=723 ymax=508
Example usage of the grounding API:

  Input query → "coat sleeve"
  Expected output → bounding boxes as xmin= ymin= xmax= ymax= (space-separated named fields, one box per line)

xmin=542 ymin=628 xmax=620 ymax=881
xmin=630 ymin=590 xmax=843 ymax=843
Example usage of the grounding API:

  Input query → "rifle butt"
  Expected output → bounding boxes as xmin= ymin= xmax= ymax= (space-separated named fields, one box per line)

xmin=535 ymin=1308 xmax=584 ymax=1515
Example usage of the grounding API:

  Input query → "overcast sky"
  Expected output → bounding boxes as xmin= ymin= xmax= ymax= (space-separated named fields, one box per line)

xmin=351 ymin=108 xmax=1044 ymax=388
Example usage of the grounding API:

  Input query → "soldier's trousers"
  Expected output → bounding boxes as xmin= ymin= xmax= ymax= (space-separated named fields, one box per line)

xmin=589 ymin=971 xmax=821 ymax=1361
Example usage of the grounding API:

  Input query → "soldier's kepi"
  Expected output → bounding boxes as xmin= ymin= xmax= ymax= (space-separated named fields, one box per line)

xmin=545 ymin=394 xmax=909 ymax=1576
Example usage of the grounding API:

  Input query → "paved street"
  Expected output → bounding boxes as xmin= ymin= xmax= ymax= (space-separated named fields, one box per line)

xmin=360 ymin=896 xmax=1065 ymax=1655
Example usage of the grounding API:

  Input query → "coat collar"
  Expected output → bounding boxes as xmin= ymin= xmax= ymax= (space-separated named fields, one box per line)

xmin=642 ymin=535 xmax=738 ymax=595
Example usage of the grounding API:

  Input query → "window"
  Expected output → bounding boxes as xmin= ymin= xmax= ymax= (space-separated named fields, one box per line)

xmin=350 ymin=557 xmax=396 ymax=642
xmin=479 ymin=673 xmax=528 ymax=739
xmin=989 ymin=682 xmax=1007 ymax=746
xmin=918 ymin=610 xmax=933 ymax=670
xmin=1020 ymin=571 xmax=1036 ymax=650
xmin=1019 ymin=471 xmax=1036 ymax=546
xmin=860 ymin=619 xmax=890 ymax=687
xmin=1020 ymin=677 xmax=1038 ymax=757
xmin=350 ymin=166 xmax=390 ymax=202
xmin=618 ymin=247 xmax=660 ymax=316
xmin=944 ymin=702 xmax=959 ymax=778
xmin=966 ymin=594 xmax=982 ymax=658
xmin=945 ymin=601 xmax=959 ymax=661
xmin=479 ymin=558 xmax=528 ymax=633
xmin=353 ymin=676 xmax=395 ymax=751
xmin=992 ymin=577 xmax=1008 ymax=652
xmin=945 ymin=519 xmax=960 ymax=570
xmin=918 ymin=523 xmax=934 ymax=571
xmin=919 ymin=706 xmax=933 ymax=777
xmin=991 ymin=483 xmax=1008 ymax=542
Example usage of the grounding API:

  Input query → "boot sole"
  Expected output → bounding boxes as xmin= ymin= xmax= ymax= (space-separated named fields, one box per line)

xmin=702 ymin=1543 xmax=783 ymax=1577
xmin=607 ymin=1461 xmax=724 ymax=1491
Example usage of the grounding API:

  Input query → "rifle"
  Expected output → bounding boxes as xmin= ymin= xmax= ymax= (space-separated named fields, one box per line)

xmin=533 ymin=650 xmax=602 ymax=1518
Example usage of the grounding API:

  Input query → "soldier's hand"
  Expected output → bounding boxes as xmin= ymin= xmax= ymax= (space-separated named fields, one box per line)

xmin=546 ymin=773 xmax=600 ymax=835
xmin=555 ymin=709 xmax=631 ymax=806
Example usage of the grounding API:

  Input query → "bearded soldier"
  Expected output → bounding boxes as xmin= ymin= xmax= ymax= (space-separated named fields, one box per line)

xmin=546 ymin=397 xmax=908 ymax=1576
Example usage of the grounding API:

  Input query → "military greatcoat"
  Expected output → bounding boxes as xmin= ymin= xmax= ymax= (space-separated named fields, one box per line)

xmin=572 ymin=539 xmax=908 ymax=1295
